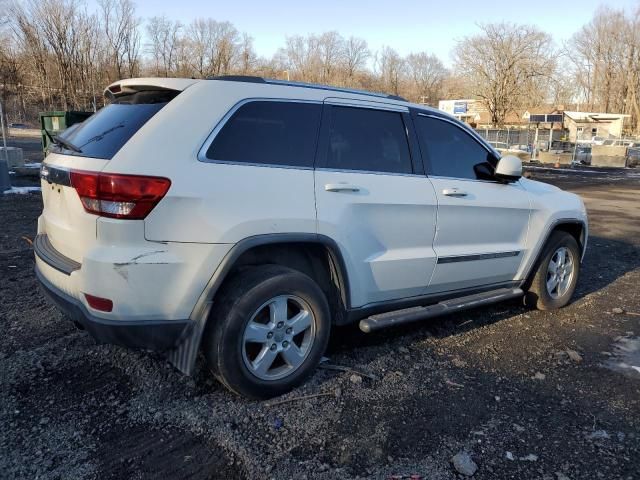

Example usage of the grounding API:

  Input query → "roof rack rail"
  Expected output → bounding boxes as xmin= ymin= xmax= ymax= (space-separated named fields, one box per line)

xmin=207 ymin=75 xmax=266 ymax=83
xmin=208 ymin=75 xmax=407 ymax=102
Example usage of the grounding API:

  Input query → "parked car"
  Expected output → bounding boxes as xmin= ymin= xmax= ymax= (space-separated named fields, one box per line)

xmin=627 ymin=147 xmax=640 ymax=167
xmin=35 ymin=76 xmax=588 ymax=398
xmin=489 ymin=141 xmax=509 ymax=150
xmin=572 ymin=145 xmax=592 ymax=165
xmin=511 ymin=144 xmax=532 ymax=153
xmin=9 ymin=122 xmax=29 ymax=129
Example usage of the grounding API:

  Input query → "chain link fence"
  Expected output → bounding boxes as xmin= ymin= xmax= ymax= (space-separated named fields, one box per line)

xmin=474 ymin=128 xmax=567 ymax=150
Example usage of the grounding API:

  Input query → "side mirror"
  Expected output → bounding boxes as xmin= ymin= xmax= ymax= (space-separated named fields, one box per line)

xmin=495 ymin=155 xmax=522 ymax=182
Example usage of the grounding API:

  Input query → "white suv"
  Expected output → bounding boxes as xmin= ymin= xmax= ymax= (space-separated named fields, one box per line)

xmin=35 ymin=76 xmax=588 ymax=398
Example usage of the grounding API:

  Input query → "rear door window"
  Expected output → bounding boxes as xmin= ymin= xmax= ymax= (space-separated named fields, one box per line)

xmin=205 ymin=101 xmax=322 ymax=168
xmin=51 ymin=90 xmax=177 ymax=160
xmin=323 ymin=106 xmax=413 ymax=174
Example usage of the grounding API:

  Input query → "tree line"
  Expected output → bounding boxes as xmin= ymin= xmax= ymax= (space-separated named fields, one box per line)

xmin=0 ymin=0 xmax=639 ymax=132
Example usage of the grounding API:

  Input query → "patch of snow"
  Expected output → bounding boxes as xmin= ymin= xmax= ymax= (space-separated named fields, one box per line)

xmin=3 ymin=186 xmax=42 ymax=195
xmin=602 ymin=336 xmax=640 ymax=379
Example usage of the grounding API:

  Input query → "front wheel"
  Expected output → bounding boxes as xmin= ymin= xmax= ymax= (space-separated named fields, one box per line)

xmin=525 ymin=231 xmax=581 ymax=310
xmin=202 ymin=265 xmax=331 ymax=399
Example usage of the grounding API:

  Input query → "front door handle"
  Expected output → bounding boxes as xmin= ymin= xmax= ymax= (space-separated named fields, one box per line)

xmin=325 ymin=183 xmax=360 ymax=193
xmin=442 ymin=188 xmax=468 ymax=197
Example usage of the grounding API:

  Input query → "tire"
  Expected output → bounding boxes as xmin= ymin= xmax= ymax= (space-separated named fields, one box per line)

xmin=202 ymin=265 xmax=331 ymax=399
xmin=524 ymin=231 xmax=581 ymax=310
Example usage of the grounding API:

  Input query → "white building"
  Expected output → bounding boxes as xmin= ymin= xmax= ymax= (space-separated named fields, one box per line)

xmin=437 ymin=99 xmax=483 ymax=123
xmin=563 ymin=111 xmax=630 ymax=142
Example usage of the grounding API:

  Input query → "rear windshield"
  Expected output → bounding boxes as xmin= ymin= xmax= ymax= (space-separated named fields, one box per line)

xmin=50 ymin=90 xmax=178 ymax=160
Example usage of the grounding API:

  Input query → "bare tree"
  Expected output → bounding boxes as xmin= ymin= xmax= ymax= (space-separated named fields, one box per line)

xmin=282 ymin=35 xmax=321 ymax=82
xmin=99 ymin=0 xmax=138 ymax=80
xmin=376 ymin=46 xmax=405 ymax=95
xmin=317 ymin=31 xmax=344 ymax=83
xmin=566 ymin=6 xmax=640 ymax=131
xmin=146 ymin=16 xmax=182 ymax=77
xmin=208 ymin=21 xmax=240 ymax=76
xmin=184 ymin=19 xmax=241 ymax=77
xmin=238 ymin=33 xmax=257 ymax=74
xmin=453 ymin=22 xmax=556 ymax=126
xmin=405 ymin=52 xmax=448 ymax=105
xmin=343 ymin=36 xmax=369 ymax=85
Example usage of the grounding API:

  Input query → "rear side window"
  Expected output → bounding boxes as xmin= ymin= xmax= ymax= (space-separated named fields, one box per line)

xmin=324 ymin=106 xmax=412 ymax=174
xmin=414 ymin=115 xmax=497 ymax=180
xmin=206 ymin=101 xmax=321 ymax=168
xmin=52 ymin=90 xmax=177 ymax=160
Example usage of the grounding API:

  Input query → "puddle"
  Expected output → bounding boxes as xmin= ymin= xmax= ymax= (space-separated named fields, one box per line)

xmin=602 ymin=337 xmax=640 ymax=379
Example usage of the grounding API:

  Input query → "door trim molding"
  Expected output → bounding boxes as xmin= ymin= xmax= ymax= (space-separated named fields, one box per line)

xmin=437 ymin=250 xmax=521 ymax=264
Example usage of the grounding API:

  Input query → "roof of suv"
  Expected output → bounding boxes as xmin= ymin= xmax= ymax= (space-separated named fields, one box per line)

xmin=106 ymin=75 xmax=410 ymax=102
xmin=206 ymin=75 xmax=408 ymax=102
xmin=104 ymin=76 xmax=451 ymax=121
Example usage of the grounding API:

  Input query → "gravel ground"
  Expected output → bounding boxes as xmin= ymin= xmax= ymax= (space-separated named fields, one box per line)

xmin=1 ymin=152 xmax=639 ymax=479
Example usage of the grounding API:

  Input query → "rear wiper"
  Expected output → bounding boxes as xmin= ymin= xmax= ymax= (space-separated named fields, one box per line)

xmin=78 ymin=123 xmax=124 ymax=149
xmin=43 ymin=129 xmax=83 ymax=153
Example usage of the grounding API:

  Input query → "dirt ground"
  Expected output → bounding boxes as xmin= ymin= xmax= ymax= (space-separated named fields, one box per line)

xmin=1 ymin=151 xmax=639 ymax=479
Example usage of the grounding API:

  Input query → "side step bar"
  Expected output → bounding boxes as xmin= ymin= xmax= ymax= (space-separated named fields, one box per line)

xmin=359 ymin=288 xmax=524 ymax=333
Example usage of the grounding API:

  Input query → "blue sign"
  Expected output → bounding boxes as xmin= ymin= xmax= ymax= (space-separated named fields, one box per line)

xmin=453 ymin=102 xmax=467 ymax=114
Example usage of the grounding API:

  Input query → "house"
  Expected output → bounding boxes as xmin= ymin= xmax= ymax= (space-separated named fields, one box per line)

xmin=437 ymin=99 xmax=483 ymax=124
xmin=438 ymin=100 xmax=567 ymax=128
xmin=562 ymin=111 xmax=630 ymax=142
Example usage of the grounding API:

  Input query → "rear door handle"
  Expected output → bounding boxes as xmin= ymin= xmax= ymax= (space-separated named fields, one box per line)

xmin=442 ymin=188 xmax=468 ymax=197
xmin=325 ymin=183 xmax=360 ymax=192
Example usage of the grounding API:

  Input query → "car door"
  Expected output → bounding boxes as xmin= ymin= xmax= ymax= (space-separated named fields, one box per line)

xmin=412 ymin=112 xmax=531 ymax=293
xmin=314 ymin=98 xmax=438 ymax=308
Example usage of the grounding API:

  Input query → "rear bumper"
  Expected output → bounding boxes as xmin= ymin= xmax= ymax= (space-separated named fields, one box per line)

xmin=36 ymin=266 xmax=192 ymax=351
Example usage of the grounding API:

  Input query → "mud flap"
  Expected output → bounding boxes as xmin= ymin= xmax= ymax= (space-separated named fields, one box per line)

xmin=166 ymin=301 xmax=213 ymax=375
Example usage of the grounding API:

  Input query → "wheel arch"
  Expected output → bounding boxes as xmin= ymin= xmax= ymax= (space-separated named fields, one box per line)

xmin=167 ymin=234 xmax=351 ymax=375
xmin=521 ymin=218 xmax=587 ymax=289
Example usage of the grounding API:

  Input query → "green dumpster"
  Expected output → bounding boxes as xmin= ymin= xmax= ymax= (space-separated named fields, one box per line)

xmin=40 ymin=111 xmax=93 ymax=153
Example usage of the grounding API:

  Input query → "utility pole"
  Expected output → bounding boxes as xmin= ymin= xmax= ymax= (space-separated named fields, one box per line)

xmin=0 ymin=99 xmax=11 ymax=192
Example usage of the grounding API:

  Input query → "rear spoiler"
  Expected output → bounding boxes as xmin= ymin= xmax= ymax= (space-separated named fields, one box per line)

xmin=104 ymin=78 xmax=201 ymax=99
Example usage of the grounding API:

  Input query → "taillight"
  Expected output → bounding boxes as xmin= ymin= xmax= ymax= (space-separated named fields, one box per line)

xmin=70 ymin=170 xmax=171 ymax=219
xmin=84 ymin=293 xmax=113 ymax=312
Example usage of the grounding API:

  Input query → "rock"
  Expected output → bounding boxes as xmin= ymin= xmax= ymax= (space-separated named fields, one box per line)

xmin=452 ymin=357 xmax=468 ymax=368
xmin=505 ymin=451 xmax=515 ymax=461
xmin=555 ymin=473 xmax=571 ymax=480
xmin=513 ymin=423 xmax=526 ymax=432
xmin=451 ymin=451 xmax=477 ymax=476
xmin=566 ymin=349 xmax=583 ymax=363
xmin=398 ymin=346 xmax=409 ymax=354
xmin=612 ymin=307 xmax=625 ymax=314
xmin=533 ymin=372 xmax=546 ymax=380
xmin=587 ymin=430 xmax=610 ymax=440
xmin=349 ymin=374 xmax=363 ymax=385
xmin=520 ymin=454 xmax=538 ymax=461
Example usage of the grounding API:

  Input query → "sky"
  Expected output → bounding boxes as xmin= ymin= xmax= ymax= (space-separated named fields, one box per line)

xmin=90 ymin=0 xmax=639 ymax=66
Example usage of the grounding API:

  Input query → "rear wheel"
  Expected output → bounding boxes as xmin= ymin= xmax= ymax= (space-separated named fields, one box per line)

xmin=525 ymin=231 xmax=581 ymax=310
xmin=202 ymin=265 xmax=331 ymax=399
